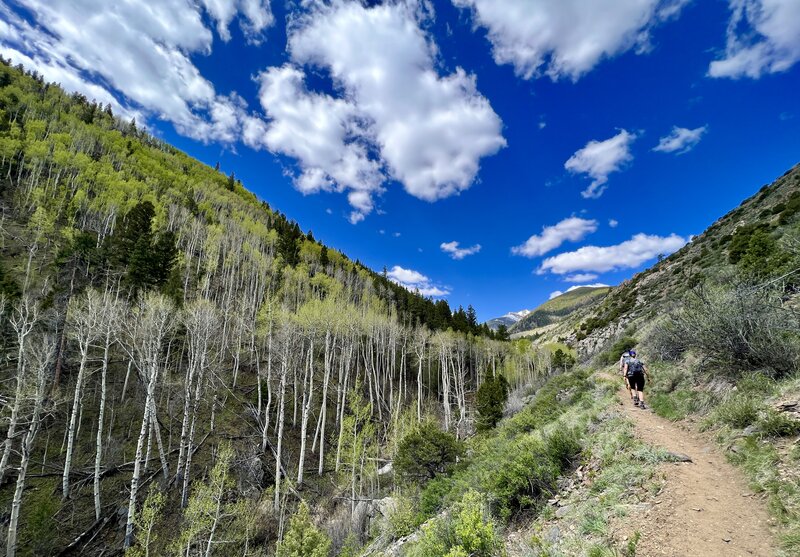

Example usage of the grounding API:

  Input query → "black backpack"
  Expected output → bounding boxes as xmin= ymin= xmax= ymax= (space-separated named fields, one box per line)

xmin=626 ymin=358 xmax=644 ymax=377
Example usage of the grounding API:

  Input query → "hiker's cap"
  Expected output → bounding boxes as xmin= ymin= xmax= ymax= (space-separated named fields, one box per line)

xmin=629 ymin=349 xmax=636 ymax=357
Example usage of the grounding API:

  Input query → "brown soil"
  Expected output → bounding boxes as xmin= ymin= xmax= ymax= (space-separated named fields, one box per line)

xmin=616 ymin=385 xmax=778 ymax=556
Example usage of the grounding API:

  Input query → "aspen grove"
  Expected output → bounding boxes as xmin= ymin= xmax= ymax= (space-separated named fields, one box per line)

xmin=0 ymin=61 xmax=560 ymax=555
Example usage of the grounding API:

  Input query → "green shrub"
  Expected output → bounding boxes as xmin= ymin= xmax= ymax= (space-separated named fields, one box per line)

xmin=419 ymin=474 xmax=454 ymax=518
xmin=502 ymin=370 xmax=590 ymax=436
xmin=276 ymin=502 xmax=331 ymax=557
xmin=652 ymin=284 xmax=800 ymax=378
xmin=597 ymin=336 xmax=638 ymax=366
xmin=711 ymin=396 xmax=761 ymax=429
xmin=384 ymin=495 xmax=421 ymax=540
xmin=543 ymin=428 xmax=582 ymax=470
xmin=485 ymin=429 xmax=581 ymax=521
xmin=409 ymin=491 xmax=504 ymax=557
xmin=758 ymin=410 xmax=800 ymax=437
xmin=396 ymin=422 xmax=464 ymax=484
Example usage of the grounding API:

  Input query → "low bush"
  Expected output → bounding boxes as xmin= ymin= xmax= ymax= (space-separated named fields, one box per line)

xmin=383 ymin=495 xmax=421 ymax=540
xmin=276 ymin=502 xmax=331 ymax=557
xmin=502 ymin=369 xmax=591 ymax=436
xmin=395 ymin=421 xmax=464 ymax=484
xmin=408 ymin=491 xmax=505 ymax=557
xmin=417 ymin=372 xmax=589 ymax=522
xmin=650 ymin=284 xmax=800 ymax=378
xmin=596 ymin=335 xmax=638 ymax=366
xmin=758 ymin=409 xmax=800 ymax=437
xmin=709 ymin=396 xmax=761 ymax=429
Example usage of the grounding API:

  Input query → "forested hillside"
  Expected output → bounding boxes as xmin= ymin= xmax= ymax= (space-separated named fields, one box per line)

xmin=0 ymin=60 xmax=560 ymax=556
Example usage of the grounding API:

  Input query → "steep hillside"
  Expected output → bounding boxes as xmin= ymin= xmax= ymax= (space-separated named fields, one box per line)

xmin=556 ymin=163 xmax=800 ymax=356
xmin=0 ymin=61 xmax=525 ymax=557
xmin=510 ymin=286 xmax=610 ymax=337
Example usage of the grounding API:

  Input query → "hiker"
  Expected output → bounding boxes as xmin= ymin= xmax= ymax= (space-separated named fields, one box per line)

xmin=623 ymin=350 xmax=650 ymax=409
xmin=619 ymin=351 xmax=633 ymax=400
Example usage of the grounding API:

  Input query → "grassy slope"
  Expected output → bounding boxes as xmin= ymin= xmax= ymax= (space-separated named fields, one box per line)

xmin=511 ymin=287 xmax=610 ymax=335
xmin=370 ymin=369 xmax=672 ymax=556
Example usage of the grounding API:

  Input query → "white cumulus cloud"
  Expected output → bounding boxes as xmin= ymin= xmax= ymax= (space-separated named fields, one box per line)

xmin=249 ymin=65 xmax=383 ymax=224
xmin=565 ymin=130 xmax=636 ymax=199
xmin=0 ymin=0 xmax=274 ymax=142
xmin=512 ymin=217 xmax=598 ymax=258
xmin=441 ymin=241 xmax=482 ymax=260
xmin=387 ymin=265 xmax=451 ymax=297
xmin=564 ymin=273 xmax=599 ymax=283
xmin=251 ymin=0 xmax=505 ymax=222
xmin=452 ymin=0 xmax=689 ymax=81
xmin=709 ymin=0 xmax=800 ymax=79
xmin=539 ymin=233 xmax=687 ymax=275
xmin=653 ymin=126 xmax=707 ymax=154
xmin=550 ymin=282 xmax=610 ymax=299
xmin=199 ymin=0 xmax=273 ymax=43
xmin=609 ymin=219 xmax=619 ymax=228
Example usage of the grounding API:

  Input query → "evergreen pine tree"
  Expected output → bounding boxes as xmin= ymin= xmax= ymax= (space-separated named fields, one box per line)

xmin=475 ymin=372 xmax=508 ymax=431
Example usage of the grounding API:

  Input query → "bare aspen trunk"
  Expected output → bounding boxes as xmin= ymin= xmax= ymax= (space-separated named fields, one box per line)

xmin=0 ymin=298 xmax=38 ymax=485
xmin=297 ymin=338 xmax=314 ymax=485
xmin=94 ymin=328 xmax=111 ymax=520
xmin=121 ymin=360 xmax=133 ymax=402
xmin=149 ymin=399 xmax=169 ymax=480
xmin=317 ymin=332 xmax=332 ymax=475
xmin=62 ymin=342 xmax=89 ymax=500
xmin=274 ymin=350 xmax=288 ymax=511
xmin=125 ymin=384 xmax=153 ymax=548
xmin=335 ymin=344 xmax=352 ymax=472
xmin=123 ymin=294 xmax=173 ymax=549
xmin=6 ymin=340 xmax=51 ymax=557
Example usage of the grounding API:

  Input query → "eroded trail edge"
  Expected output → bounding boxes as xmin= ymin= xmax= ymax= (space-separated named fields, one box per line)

xmin=616 ymin=386 xmax=777 ymax=557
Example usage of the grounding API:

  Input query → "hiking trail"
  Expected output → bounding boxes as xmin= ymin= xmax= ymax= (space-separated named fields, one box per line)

xmin=615 ymin=384 xmax=777 ymax=556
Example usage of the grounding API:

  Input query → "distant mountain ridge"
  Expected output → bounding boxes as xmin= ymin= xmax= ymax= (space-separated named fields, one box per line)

xmin=510 ymin=286 xmax=611 ymax=335
xmin=486 ymin=308 xmax=531 ymax=330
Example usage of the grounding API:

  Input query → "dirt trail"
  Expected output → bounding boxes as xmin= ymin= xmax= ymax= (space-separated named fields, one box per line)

xmin=616 ymin=385 xmax=777 ymax=556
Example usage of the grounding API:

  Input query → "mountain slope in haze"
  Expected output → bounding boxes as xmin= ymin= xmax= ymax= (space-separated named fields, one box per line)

xmin=486 ymin=309 xmax=531 ymax=330
xmin=510 ymin=286 xmax=610 ymax=336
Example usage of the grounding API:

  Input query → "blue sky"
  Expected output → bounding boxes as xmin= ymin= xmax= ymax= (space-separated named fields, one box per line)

xmin=2 ymin=0 xmax=799 ymax=321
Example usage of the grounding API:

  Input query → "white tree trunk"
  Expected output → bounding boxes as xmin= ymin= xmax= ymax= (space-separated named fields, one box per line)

xmin=62 ymin=342 xmax=89 ymax=499
xmin=297 ymin=339 xmax=314 ymax=485
xmin=274 ymin=352 xmax=288 ymax=511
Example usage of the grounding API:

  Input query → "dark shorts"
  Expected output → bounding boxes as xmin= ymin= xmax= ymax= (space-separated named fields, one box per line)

xmin=629 ymin=373 xmax=645 ymax=391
